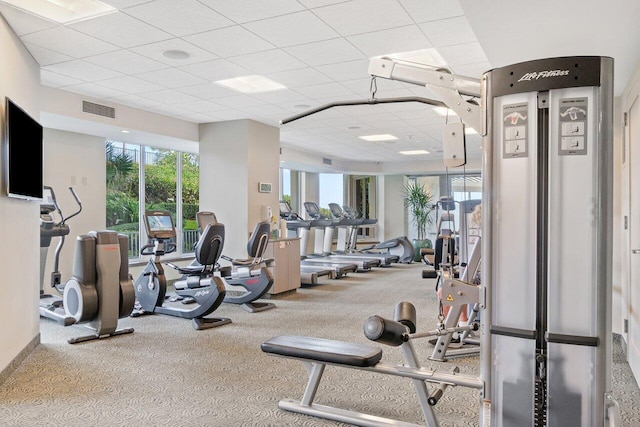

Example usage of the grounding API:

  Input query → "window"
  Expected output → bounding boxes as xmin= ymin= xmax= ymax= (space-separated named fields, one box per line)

xmin=106 ymin=141 xmax=199 ymax=260
xmin=319 ymin=173 xmax=343 ymax=218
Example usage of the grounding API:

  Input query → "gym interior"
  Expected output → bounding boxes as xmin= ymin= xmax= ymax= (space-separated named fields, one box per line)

xmin=1 ymin=1 xmax=639 ymax=426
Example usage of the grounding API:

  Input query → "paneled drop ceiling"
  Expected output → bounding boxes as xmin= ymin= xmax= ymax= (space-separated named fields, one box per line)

xmin=1 ymin=0 xmax=639 ymax=168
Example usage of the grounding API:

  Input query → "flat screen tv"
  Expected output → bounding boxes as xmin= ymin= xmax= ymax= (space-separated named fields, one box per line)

xmin=4 ymin=97 xmax=43 ymax=200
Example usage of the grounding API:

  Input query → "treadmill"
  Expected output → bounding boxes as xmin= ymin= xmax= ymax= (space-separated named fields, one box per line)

xmin=303 ymin=202 xmax=381 ymax=271
xmin=279 ymin=202 xmax=356 ymax=282
xmin=330 ymin=204 xmax=399 ymax=266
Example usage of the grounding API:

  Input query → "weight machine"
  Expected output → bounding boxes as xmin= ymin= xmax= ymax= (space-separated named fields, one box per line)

xmin=272 ymin=55 xmax=620 ymax=426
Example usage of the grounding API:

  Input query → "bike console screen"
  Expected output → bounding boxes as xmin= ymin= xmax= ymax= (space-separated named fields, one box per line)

xmin=144 ymin=210 xmax=176 ymax=240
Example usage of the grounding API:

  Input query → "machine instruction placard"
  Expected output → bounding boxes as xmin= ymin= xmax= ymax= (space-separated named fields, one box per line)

xmin=558 ymin=97 xmax=588 ymax=156
xmin=503 ymin=103 xmax=528 ymax=159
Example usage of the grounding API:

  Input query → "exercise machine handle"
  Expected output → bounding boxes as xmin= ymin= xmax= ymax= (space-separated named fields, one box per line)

xmin=61 ymin=187 xmax=83 ymax=224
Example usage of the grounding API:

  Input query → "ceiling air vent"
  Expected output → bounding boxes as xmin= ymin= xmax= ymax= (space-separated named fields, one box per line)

xmin=82 ymin=101 xmax=115 ymax=119
xmin=323 ymin=157 xmax=332 ymax=165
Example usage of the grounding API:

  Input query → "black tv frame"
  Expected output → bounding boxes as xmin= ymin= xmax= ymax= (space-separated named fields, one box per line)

xmin=3 ymin=97 xmax=43 ymax=200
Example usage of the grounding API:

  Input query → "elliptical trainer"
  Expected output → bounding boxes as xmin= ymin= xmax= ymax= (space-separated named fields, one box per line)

xmin=39 ymin=186 xmax=82 ymax=326
xmin=132 ymin=210 xmax=231 ymax=330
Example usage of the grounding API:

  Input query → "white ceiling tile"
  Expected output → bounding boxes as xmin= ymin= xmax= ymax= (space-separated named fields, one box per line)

xmin=439 ymin=42 xmax=488 ymax=66
xmin=252 ymin=89 xmax=311 ymax=105
xmin=213 ymin=95 xmax=267 ymax=109
xmin=179 ymin=59 xmax=252 ymax=81
xmin=197 ymin=0 xmax=305 ymax=23
xmin=183 ymin=25 xmax=274 ymax=57
xmin=244 ymin=11 xmax=339 ymax=47
xmin=131 ymin=39 xmax=218 ymax=66
xmin=102 ymin=0 xmax=151 ymax=8
xmin=399 ymin=0 xmax=464 ymax=23
xmin=21 ymin=27 xmax=119 ymax=58
xmin=285 ymin=38 xmax=365 ymax=66
xmin=177 ymin=112 xmax=220 ymax=123
xmin=312 ymin=0 xmax=413 ymax=36
xmin=63 ymin=82 xmax=127 ymax=99
xmin=43 ymin=60 xmax=124 ymax=82
xmin=140 ymin=89 xmax=202 ymax=104
xmin=69 ymin=11 xmax=172 ymax=48
xmin=97 ymin=75 xmax=165 ymax=93
xmin=0 ymin=4 xmax=57 ymax=35
xmin=294 ymin=82 xmax=354 ymax=99
xmin=266 ymin=68 xmax=331 ymax=88
xmin=347 ymin=25 xmax=432 ymax=57
xmin=419 ymin=16 xmax=477 ymax=47
xmin=210 ymin=109 xmax=249 ymax=120
xmin=239 ymin=104 xmax=291 ymax=116
xmin=178 ymin=82 xmax=239 ymax=99
xmin=24 ymin=43 xmax=73 ymax=66
xmin=135 ymin=68 xmax=208 ymax=88
xmin=124 ymin=0 xmax=233 ymax=36
xmin=84 ymin=50 xmax=168 ymax=74
xmin=450 ymin=61 xmax=490 ymax=79
xmin=315 ymin=59 xmax=370 ymax=81
xmin=298 ymin=0 xmax=347 ymax=8
xmin=228 ymin=49 xmax=306 ymax=74
xmin=173 ymin=100 xmax=227 ymax=114
xmin=40 ymin=70 xmax=84 ymax=88
xmin=105 ymin=94 xmax=163 ymax=109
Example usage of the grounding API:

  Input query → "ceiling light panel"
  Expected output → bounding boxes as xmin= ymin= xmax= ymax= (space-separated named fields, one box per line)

xmin=399 ymin=150 xmax=430 ymax=155
xmin=358 ymin=134 xmax=398 ymax=142
xmin=215 ymin=76 xmax=287 ymax=94
xmin=0 ymin=0 xmax=116 ymax=24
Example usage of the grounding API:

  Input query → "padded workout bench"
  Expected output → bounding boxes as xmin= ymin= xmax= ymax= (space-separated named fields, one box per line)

xmin=261 ymin=302 xmax=483 ymax=427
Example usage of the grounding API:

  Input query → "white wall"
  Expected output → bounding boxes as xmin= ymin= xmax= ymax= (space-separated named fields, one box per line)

xmin=0 ymin=14 xmax=43 ymax=373
xmin=199 ymin=120 xmax=280 ymax=259
xmin=42 ymin=129 xmax=107 ymax=288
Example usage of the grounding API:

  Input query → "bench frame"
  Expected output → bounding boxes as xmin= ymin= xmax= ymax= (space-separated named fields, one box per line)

xmin=264 ymin=335 xmax=483 ymax=427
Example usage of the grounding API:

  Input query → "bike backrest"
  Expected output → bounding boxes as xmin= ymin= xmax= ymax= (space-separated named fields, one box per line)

xmin=247 ymin=221 xmax=270 ymax=258
xmin=195 ymin=223 xmax=225 ymax=266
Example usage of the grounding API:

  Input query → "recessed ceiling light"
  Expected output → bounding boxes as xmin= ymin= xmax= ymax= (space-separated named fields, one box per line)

xmin=379 ymin=48 xmax=447 ymax=69
xmin=215 ymin=75 xmax=286 ymax=94
xmin=358 ymin=134 xmax=398 ymax=142
xmin=121 ymin=130 xmax=130 ymax=134
xmin=433 ymin=107 xmax=458 ymax=117
xmin=163 ymin=50 xmax=191 ymax=60
xmin=0 ymin=0 xmax=117 ymax=24
xmin=399 ymin=150 xmax=430 ymax=155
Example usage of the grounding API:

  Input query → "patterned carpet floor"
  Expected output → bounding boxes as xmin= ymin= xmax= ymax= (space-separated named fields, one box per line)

xmin=0 ymin=262 xmax=638 ymax=426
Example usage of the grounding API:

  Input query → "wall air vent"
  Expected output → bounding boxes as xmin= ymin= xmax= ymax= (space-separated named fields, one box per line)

xmin=82 ymin=101 xmax=115 ymax=118
xmin=323 ymin=157 xmax=332 ymax=165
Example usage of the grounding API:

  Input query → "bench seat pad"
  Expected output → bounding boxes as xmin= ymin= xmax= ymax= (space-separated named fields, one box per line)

xmin=261 ymin=335 xmax=382 ymax=368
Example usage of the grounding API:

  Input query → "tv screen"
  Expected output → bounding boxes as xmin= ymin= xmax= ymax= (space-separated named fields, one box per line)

xmin=4 ymin=97 xmax=43 ymax=200
xmin=144 ymin=210 xmax=176 ymax=240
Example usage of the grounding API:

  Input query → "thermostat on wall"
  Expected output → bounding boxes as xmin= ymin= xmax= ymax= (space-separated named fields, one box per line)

xmin=259 ymin=182 xmax=272 ymax=193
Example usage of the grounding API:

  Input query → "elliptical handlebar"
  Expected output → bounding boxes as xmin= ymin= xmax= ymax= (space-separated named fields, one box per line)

xmin=62 ymin=187 xmax=83 ymax=224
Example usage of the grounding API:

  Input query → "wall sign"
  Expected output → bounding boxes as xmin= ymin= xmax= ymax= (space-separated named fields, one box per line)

xmin=558 ymin=97 xmax=588 ymax=156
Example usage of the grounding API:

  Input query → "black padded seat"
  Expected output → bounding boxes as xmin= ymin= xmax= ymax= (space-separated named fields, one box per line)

xmin=261 ymin=335 xmax=382 ymax=368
